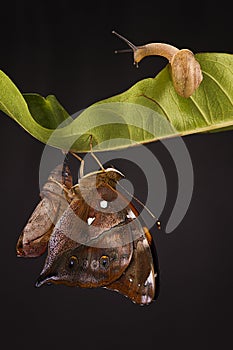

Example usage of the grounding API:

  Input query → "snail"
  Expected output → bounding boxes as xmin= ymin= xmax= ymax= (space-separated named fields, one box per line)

xmin=112 ymin=31 xmax=203 ymax=98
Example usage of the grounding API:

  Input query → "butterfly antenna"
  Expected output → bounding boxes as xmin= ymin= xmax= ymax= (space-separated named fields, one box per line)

xmin=117 ymin=181 xmax=161 ymax=229
xmin=89 ymin=135 xmax=105 ymax=171
xmin=70 ymin=152 xmax=85 ymax=178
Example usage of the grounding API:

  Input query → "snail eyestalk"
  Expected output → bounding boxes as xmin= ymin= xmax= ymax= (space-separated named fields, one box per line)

xmin=112 ymin=30 xmax=138 ymax=51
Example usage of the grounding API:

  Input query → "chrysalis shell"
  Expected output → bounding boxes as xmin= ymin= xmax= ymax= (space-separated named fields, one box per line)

xmin=16 ymin=163 xmax=73 ymax=258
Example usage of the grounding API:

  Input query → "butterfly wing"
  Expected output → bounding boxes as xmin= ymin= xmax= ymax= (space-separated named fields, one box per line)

xmin=36 ymin=179 xmax=135 ymax=287
xmin=36 ymin=221 xmax=134 ymax=288
xmin=36 ymin=169 xmax=159 ymax=306
xmin=106 ymin=225 xmax=158 ymax=305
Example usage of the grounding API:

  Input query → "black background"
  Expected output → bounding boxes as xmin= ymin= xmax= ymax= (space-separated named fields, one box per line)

xmin=0 ymin=1 xmax=232 ymax=349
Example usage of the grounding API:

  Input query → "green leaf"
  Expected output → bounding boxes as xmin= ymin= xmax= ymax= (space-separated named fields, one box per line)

xmin=23 ymin=94 xmax=71 ymax=129
xmin=0 ymin=53 xmax=233 ymax=152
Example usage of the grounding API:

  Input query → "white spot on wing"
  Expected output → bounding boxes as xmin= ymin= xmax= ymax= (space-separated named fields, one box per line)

xmin=141 ymin=293 xmax=151 ymax=304
xmin=87 ymin=217 xmax=95 ymax=225
xmin=147 ymin=270 xmax=154 ymax=285
xmin=100 ymin=200 xmax=108 ymax=209
xmin=126 ymin=209 xmax=136 ymax=219
xmin=141 ymin=270 xmax=155 ymax=305
xmin=142 ymin=237 xmax=149 ymax=248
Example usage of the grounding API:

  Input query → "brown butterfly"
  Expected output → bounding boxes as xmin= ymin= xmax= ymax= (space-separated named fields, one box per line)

xmin=16 ymin=163 xmax=73 ymax=258
xmin=36 ymin=167 xmax=160 ymax=305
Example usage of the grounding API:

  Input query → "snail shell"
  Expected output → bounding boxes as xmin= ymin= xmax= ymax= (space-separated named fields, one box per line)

xmin=170 ymin=49 xmax=203 ymax=98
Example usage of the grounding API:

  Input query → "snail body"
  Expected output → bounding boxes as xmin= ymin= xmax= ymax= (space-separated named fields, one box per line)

xmin=113 ymin=31 xmax=203 ymax=98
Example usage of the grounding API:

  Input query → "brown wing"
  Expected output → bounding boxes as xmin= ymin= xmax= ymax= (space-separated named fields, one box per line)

xmin=69 ymin=181 xmax=140 ymax=245
xmin=35 ymin=221 xmax=134 ymax=288
xmin=44 ymin=179 xmax=138 ymax=250
xmin=106 ymin=225 xmax=158 ymax=306
xmin=36 ymin=180 xmax=137 ymax=288
xmin=36 ymin=169 xmax=158 ymax=304
xmin=16 ymin=163 xmax=72 ymax=258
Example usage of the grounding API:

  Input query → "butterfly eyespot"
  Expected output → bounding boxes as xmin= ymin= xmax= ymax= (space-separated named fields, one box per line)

xmin=110 ymin=251 xmax=118 ymax=261
xmin=121 ymin=254 xmax=129 ymax=261
xmin=68 ymin=255 xmax=78 ymax=269
xmin=82 ymin=259 xmax=89 ymax=269
xmin=100 ymin=255 xmax=110 ymax=269
xmin=91 ymin=260 xmax=99 ymax=270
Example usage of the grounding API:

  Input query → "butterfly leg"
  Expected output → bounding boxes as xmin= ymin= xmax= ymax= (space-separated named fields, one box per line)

xmin=89 ymin=135 xmax=105 ymax=171
xmin=48 ymin=177 xmax=75 ymax=203
xmin=70 ymin=152 xmax=85 ymax=178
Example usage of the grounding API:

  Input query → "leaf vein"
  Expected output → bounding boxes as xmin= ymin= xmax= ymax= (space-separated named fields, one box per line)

xmin=189 ymin=96 xmax=211 ymax=126
xmin=202 ymin=70 xmax=233 ymax=106
xmin=138 ymin=93 xmax=171 ymax=123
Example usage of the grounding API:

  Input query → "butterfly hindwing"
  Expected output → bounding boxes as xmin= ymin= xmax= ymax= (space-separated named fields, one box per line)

xmin=37 ymin=223 xmax=134 ymax=288
xmin=106 ymin=224 xmax=157 ymax=305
